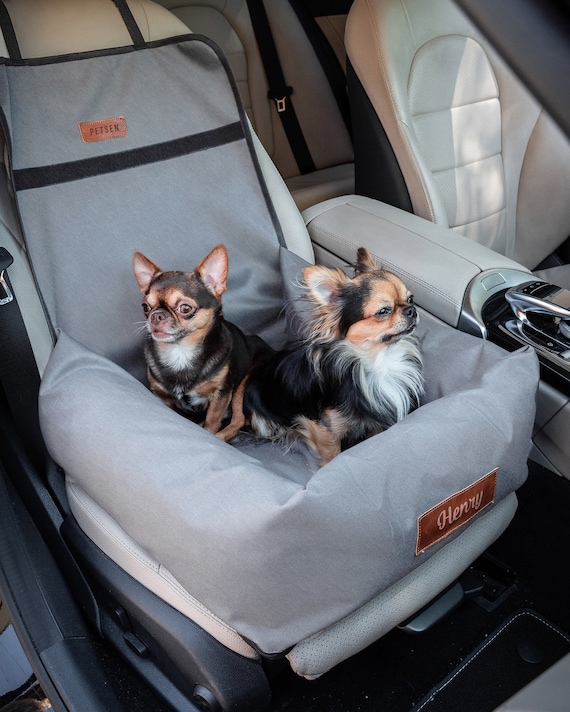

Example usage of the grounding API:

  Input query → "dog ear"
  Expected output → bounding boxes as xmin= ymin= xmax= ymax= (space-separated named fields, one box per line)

xmin=302 ymin=265 xmax=348 ymax=306
xmin=133 ymin=251 xmax=161 ymax=294
xmin=197 ymin=244 xmax=229 ymax=297
xmin=353 ymin=247 xmax=381 ymax=275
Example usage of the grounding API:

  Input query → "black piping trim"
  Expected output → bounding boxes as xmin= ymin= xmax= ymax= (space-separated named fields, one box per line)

xmin=13 ymin=122 xmax=245 ymax=191
xmin=0 ymin=33 xmax=196 ymax=67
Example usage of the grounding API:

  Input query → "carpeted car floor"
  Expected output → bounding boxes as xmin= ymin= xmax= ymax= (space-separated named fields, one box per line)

xmin=412 ymin=610 xmax=570 ymax=712
xmin=272 ymin=462 xmax=570 ymax=712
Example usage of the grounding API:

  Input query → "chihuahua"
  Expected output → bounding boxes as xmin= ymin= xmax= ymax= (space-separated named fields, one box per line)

xmin=133 ymin=244 xmax=270 ymax=441
xmin=243 ymin=248 xmax=424 ymax=465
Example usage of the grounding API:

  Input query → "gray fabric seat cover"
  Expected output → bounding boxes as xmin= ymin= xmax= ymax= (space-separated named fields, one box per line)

xmin=1 ymin=27 xmax=539 ymax=654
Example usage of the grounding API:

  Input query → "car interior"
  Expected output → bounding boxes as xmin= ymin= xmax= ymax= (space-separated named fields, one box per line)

xmin=0 ymin=1 xmax=570 ymax=712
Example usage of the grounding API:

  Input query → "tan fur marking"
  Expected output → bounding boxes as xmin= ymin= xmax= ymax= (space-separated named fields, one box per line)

xmin=199 ymin=363 xmax=232 ymax=433
xmin=216 ymin=377 xmax=248 ymax=442
xmin=296 ymin=408 xmax=350 ymax=466
xmin=154 ymin=289 xmax=198 ymax=312
xmin=147 ymin=368 xmax=176 ymax=408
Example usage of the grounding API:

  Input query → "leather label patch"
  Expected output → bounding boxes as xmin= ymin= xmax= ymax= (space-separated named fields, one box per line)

xmin=78 ymin=116 xmax=128 ymax=143
xmin=416 ymin=468 xmax=498 ymax=555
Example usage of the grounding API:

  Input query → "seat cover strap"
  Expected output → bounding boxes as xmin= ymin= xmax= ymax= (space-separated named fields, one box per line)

xmin=0 ymin=0 xmax=145 ymax=58
xmin=0 ymin=2 xmax=21 ymax=60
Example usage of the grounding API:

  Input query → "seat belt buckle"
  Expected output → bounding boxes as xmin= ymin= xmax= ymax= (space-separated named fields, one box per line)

xmin=275 ymin=96 xmax=287 ymax=113
xmin=268 ymin=86 xmax=293 ymax=113
xmin=0 ymin=246 xmax=14 ymax=306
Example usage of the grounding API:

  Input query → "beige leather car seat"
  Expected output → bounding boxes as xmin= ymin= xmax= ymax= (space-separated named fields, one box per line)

xmin=345 ymin=0 xmax=570 ymax=288
xmin=156 ymin=0 xmax=355 ymax=210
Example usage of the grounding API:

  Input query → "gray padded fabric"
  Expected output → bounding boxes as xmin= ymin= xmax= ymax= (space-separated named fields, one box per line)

xmin=39 ymin=317 xmax=539 ymax=654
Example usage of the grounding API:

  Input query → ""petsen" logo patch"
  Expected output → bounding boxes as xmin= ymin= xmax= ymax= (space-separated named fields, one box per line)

xmin=78 ymin=116 xmax=128 ymax=143
xmin=416 ymin=468 xmax=497 ymax=555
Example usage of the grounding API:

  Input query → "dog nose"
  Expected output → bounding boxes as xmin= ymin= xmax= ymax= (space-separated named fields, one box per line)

xmin=404 ymin=305 xmax=417 ymax=319
xmin=150 ymin=309 xmax=167 ymax=324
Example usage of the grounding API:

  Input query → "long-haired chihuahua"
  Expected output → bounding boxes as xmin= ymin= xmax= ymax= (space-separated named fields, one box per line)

xmin=243 ymin=248 xmax=424 ymax=465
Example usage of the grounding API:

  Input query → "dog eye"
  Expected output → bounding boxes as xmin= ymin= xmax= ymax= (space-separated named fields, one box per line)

xmin=177 ymin=303 xmax=196 ymax=317
xmin=407 ymin=295 xmax=414 ymax=304
xmin=375 ymin=307 xmax=392 ymax=317
xmin=142 ymin=302 xmax=151 ymax=314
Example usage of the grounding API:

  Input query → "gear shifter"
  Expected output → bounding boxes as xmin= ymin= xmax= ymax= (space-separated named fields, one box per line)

xmin=504 ymin=280 xmax=570 ymax=356
xmin=505 ymin=281 xmax=570 ymax=326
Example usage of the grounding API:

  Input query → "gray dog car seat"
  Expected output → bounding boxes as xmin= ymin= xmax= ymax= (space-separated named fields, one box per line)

xmin=0 ymin=0 xmax=539 ymax=705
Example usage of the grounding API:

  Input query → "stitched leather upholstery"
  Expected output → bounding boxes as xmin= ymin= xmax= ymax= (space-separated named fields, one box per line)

xmin=346 ymin=0 xmax=570 ymax=286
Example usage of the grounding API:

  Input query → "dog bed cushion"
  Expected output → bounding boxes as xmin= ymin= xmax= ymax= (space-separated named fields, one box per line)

xmin=39 ymin=315 xmax=539 ymax=654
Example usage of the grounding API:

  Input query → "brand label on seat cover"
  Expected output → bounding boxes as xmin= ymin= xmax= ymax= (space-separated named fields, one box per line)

xmin=78 ymin=116 xmax=128 ymax=143
xmin=416 ymin=468 xmax=498 ymax=555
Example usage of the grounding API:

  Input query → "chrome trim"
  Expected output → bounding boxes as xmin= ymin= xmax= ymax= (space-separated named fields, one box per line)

xmin=459 ymin=269 xmax=535 ymax=338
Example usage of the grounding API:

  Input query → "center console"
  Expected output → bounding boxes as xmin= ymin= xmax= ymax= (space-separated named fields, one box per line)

xmin=459 ymin=269 xmax=570 ymax=396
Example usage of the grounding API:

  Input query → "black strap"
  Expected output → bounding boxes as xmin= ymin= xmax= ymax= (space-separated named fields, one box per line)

xmin=14 ymin=122 xmax=245 ymax=191
xmin=246 ymin=0 xmax=316 ymax=175
xmin=0 ymin=0 xmax=145 ymax=60
xmin=112 ymin=0 xmax=146 ymax=48
xmin=0 ymin=247 xmax=45 ymax=470
xmin=0 ymin=1 xmax=21 ymax=60
xmin=286 ymin=0 xmax=352 ymax=136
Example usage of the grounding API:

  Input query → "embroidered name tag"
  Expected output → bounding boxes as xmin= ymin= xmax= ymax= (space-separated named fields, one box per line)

xmin=416 ymin=468 xmax=498 ymax=555
xmin=78 ymin=116 xmax=128 ymax=143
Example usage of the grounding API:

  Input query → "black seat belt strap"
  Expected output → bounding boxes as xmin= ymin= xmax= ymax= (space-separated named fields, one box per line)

xmin=246 ymin=0 xmax=316 ymax=175
xmin=0 ymin=247 xmax=45 ymax=469
xmin=286 ymin=0 xmax=352 ymax=136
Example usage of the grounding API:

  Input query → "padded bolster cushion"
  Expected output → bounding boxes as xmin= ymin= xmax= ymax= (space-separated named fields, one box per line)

xmin=39 ymin=322 xmax=539 ymax=654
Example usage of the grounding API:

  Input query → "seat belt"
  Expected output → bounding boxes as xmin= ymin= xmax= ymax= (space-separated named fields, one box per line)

xmin=0 ymin=248 xmax=45 ymax=469
xmin=286 ymin=0 xmax=352 ymax=137
xmin=245 ymin=0 xmax=317 ymax=175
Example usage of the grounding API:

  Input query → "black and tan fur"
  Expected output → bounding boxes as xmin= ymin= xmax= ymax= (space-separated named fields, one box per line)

xmin=244 ymin=248 xmax=424 ymax=465
xmin=133 ymin=244 xmax=271 ymax=441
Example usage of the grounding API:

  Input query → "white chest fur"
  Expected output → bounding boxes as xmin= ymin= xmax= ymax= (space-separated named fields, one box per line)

xmin=157 ymin=341 xmax=199 ymax=372
xmin=359 ymin=337 xmax=424 ymax=421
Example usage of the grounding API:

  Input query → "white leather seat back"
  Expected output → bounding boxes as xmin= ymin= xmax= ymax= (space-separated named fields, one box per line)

xmin=2 ymin=0 xmax=189 ymax=55
xmin=346 ymin=0 xmax=570 ymax=278
xmin=408 ymin=34 xmax=505 ymax=250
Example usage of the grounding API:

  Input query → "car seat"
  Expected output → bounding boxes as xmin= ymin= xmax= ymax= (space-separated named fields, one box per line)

xmin=0 ymin=0 xmax=539 ymax=709
xmin=155 ymin=0 xmax=355 ymax=211
xmin=345 ymin=0 xmax=570 ymax=288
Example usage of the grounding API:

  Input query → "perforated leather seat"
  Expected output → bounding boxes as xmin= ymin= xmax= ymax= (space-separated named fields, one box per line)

xmin=345 ymin=0 xmax=570 ymax=288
